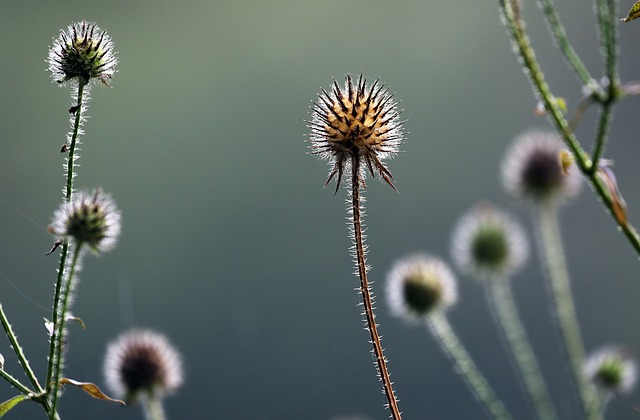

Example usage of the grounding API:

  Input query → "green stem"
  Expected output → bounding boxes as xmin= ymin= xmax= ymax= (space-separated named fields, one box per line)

xmin=49 ymin=243 xmax=83 ymax=419
xmin=46 ymin=81 xmax=86 ymax=393
xmin=427 ymin=312 xmax=512 ymax=420
xmin=142 ymin=395 xmax=166 ymax=420
xmin=537 ymin=0 xmax=600 ymax=94
xmin=596 ymin=0 xmax=619 ymax=89
xmin=487 ymin=278 xmax=559 ymax=420
xmin=0 ymin=365 xmax=33 ymax=396
xmin=350 ymin=155 xmax=401 ymax=419
xmin=0 ymin=305 xmax=43 ymax=394
xmin=590 ymin=102 xmax=612 ymax=173
xmin=535 ymin=204 xmax=601 ymax=419
xmin=498 ymin=0 xmax=640 ymax=255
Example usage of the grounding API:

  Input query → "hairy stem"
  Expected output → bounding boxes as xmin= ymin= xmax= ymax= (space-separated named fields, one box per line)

xmin=50 ymin=243 xmax=83 ymax=419
xmin=427 ymin=312 xmax=512 ymax=420
xmin=487 ymin=278 xmax=558 ymax=420
xmin=142 ymin=395 xmax=166 ymax=420
xmin=46 ymin=81 xmax=87 ymax=395
xmin=498 ymin=0 xmax=640 ymax=255
xmin=535 ymin=204 xmax=601 ymax=419
xmin=350 ymin=155 xmax=401 ymax=419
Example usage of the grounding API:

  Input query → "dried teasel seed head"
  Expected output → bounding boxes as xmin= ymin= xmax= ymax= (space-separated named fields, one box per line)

xmin=47 ymin=21 xmax=117 ymax=86
xmin=308 ymin=74 xmax=404 ymax=192
xmin=386 ymin=254 xmax=457 ymax=321
xmin=103 ymin=329 xmax=184 ymax=403
xmin=49 ymin=189 xmax=121 ymax=254
xmin=451 ymin=203 xmax=528 ymax=280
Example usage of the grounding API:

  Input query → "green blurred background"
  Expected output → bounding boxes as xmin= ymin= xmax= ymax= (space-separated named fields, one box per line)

xmin=1 ymin=0 xmax=640 ymax=418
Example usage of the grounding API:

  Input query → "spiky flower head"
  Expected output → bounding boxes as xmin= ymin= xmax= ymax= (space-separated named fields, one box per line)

xmin=47 ymin=21 xmax=117 ymax=86
xmin=584 ymin=346 xmax=637 ymax=395
xmin=501 ymin=130 xmax=581 ymax=204
xmin=308 ymin=74 xmax=403 ymax=193
xmin=104 ymin=329 xmax=184 ymax=403
xmin=386 ymin=254 xmax=457 ymax=321
xmin=49 ymin=189 xmax=121 ymax=254
xmin=451 ymin=204 xmax=528 ymax=279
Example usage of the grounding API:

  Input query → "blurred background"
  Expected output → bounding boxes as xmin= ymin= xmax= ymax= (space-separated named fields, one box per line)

xmin=1 ymin=0 xmax=640 ymax=418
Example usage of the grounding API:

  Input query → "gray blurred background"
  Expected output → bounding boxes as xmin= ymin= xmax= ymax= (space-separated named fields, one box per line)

xmin=1 ymin=0 xmax=640 ymax=418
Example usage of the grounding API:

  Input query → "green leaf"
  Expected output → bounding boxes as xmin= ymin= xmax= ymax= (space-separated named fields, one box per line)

xmin=59 ymin=378 xmax=125 ymax=405
xmin=622 ymin=1 xmax=640 ymax=22
xmin=0 ymin=395 xmax=30 ymax=417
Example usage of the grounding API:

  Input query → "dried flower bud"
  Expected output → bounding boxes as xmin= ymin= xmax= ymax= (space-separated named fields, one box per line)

xmin=501 ymin=130 xmax=581 ymax=204
xmin=451 ymin=204 xmax=528 ymax=279
xmin=386 ymin=254 xmax=457 ymax=320
xmin=584 ymin=346 xmax=637 ymax=395
xmin=47 ymin=21 xmax=117 ymax=86
xmin=103 ymin=329 xmax=183 ymax=403
xmin=49 ymin=190 xmax=121 ymax=254
xmin=308 ymin=74 xmax=403 ymax=192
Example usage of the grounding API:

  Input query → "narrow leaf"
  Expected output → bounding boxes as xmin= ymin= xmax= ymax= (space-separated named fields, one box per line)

xmin=622 ymin=1 xmax=640 ymax=22
xmin=65 ymin=316 xmax=85 ymax=330
xmin=59 ymin=378 xmax=125 ymax=405
xmin=0 ymin=395 xmax=30 ymax=417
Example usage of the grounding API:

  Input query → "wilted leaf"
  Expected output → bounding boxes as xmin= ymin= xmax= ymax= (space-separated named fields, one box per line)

xmin=597 ymin=165 xmax=628 ymax=226
xmin=0 ymin=395 xmax=30 ymax=417
xmin=59 ymin=378 xmax=125 ymax=405
xmin=65 ymin=316 xmax=85 ymax=330
xmin=622 ymin=1 xmax=640 ymax=22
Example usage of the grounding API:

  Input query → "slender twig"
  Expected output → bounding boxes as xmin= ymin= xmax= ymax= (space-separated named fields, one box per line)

xmin=0 ymin=305 xmax=43 ymax=395
xmin=537 ymin=0 xmax=600 ymax=95
xmin=535 ymin=204 xmax=601 ymax=419
xmin=50 ymin=243 xmax=83 ymax=419
xmin=0 ymin=363 xmax=34 ymax=396
xmin=498 ymin=0 xmax=640 ymax=255
xmin=46 ymin=81 xmax=85 ymax=393
xmin=427 ymin=312 xmax=513 ymax=420
xmin=487 ymin=278 xmax=559 ymax=420
xmin=350 ymin=155 xmax=401 ymax=419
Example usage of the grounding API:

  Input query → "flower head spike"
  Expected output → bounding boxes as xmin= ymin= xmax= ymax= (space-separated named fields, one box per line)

xmin=104 ymin=329 xmax=184 ymax=403
xmin=451 ymin=203 xmax=529 ymax=279
xmin=584 ymin=346 xmax=637 ymax=395
xmin=48 ymin=21 xmax=117 ymax=86
xmin=386 ymin=254 xmax=457 ymax=321
xmin=501 ymin=130 xmax=582 ymax=204
xmin=49 ymin=189 xmax=121 ymax=254
xmin=308 ymin=74 xmax=403 ymax=193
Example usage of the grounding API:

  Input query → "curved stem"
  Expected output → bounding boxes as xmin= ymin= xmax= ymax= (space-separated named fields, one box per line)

xmin=537 ymin=0 xmax=600 ymax=94
xmin=47 ymin=81 xmax=86 ymax=392
xmin=498 ymin=0 xmax=640 ymax=255
xmin=350 ymin=155 xmax=401 ymax=419
xmin=487 ymin=278 xmax=558 ymax=420
xmin=535 ymin=204 xmax=601 ymax=419
xmin=49 ymin=243 xmax=83 ymax=419
xmin=427 ymin=312 xmax=512 ymax=420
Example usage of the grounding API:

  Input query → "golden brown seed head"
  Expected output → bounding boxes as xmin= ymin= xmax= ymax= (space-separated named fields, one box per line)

xmin=308 ymin=74 xmax=403 ymax=192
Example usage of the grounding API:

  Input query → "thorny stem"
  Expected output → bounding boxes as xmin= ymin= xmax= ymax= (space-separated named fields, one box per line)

xmin=427 ymin=312 xmax=513 ymax=420
xmin=536 ymin=204 xmax=601 ymax=419
xmin=537 ymin=0 xmax=600 ymax=94
xmin=498 ymin=0 xmax=640 ymax=255
xmin=46 ymin=81 xmax=86 ymax=394
xmin=487 ymin=278 xmax=558 ymax=420
xmin=350 ymin=155 xmax=401 ymax=419
xmin=50 ymin=243 xmax=83 ymax=419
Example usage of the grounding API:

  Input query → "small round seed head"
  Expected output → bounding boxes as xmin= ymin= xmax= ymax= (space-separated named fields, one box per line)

xmin=49 ymin=190 xmax=121 ymax=254
xmin=584 ymin=346 xmax=637 ymax=395
xmin=386 ymin=254 xmax=457 ymax=321
xmin=308 ymin=74 xmax=403 ymax=192
xmin=451 ymin=204 xmax=528 ymax=279
xmin=501 ymin=130 xmax=581 ymax=203
xmin=104 ymin=329 xmax=184 ymax=403
xmin=47 ymin=21 xmax=117 ymax=86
